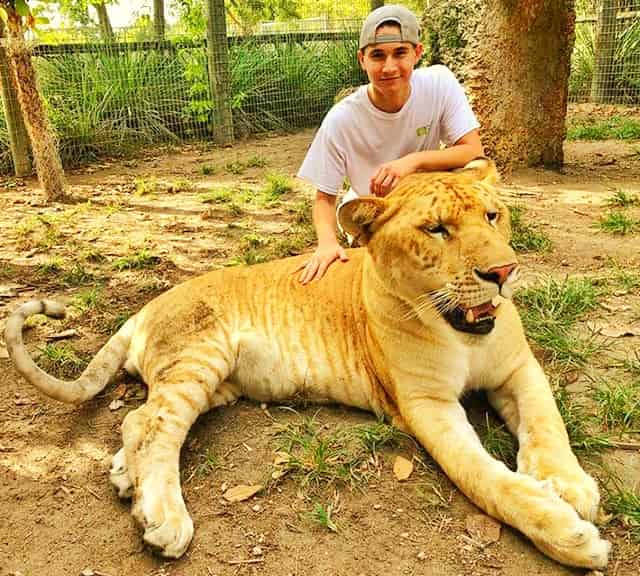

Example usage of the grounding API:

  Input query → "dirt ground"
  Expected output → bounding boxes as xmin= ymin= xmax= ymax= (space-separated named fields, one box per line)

xmin=1 ymin=124 xmax=640 ymax=576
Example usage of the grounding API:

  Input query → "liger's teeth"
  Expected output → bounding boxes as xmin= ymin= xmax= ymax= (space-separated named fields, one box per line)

xmin=465 ymin=309 xmax=475 ymax=323
xmin=491 ymin=295 xmax=501 ymax=307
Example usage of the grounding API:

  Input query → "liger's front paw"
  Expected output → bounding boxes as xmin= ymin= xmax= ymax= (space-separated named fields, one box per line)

xmin=546 ymin=472 xmax=601 ymax=522
xmin=109 ymin=448 xmax=134 ymax=499
xmin=133 ymin=480 xmax=194 ymax=558
xmin=533 ymin=514 xmax=610 ymax=569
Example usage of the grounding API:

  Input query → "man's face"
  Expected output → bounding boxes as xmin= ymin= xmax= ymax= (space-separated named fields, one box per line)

xmin=358 ymin=24 xmax=423 ymax=98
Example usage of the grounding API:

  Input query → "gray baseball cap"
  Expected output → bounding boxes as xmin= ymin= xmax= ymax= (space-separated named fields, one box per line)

xmin=359 ymin=4 xmax=420 ymax=50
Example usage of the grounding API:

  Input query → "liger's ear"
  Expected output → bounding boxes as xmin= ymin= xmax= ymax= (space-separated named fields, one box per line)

xmin=456 ymin=157 xmax=500 ymax=185
xmin=337 ymin=197 xmax=387 ymax=245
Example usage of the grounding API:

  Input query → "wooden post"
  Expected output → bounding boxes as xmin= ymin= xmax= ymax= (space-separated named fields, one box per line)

xmin=153 ymin=0 xmax=166 ymax=41
xmin=0 ymin=20 xmax=31 ymax=177
xmin=205 ymin=0 xmax=234 ymax=145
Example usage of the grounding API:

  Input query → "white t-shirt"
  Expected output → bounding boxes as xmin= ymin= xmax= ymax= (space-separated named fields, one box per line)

xmin=297 ymin=65 xmax=480 ymax=197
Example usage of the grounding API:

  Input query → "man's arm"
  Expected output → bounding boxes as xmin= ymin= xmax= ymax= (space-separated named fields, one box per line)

xmin=297 ymin=190 xmax=349 ymax=284
xmin=369 ymin=129 xmax=484 ymax=196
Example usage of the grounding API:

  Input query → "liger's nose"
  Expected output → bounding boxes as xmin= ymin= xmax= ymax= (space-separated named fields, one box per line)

xmin=475 ymin=263 xmax=517 ymax=287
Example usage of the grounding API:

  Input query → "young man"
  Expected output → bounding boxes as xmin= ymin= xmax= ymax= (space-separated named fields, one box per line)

xmin=297 ymin=4 xmax=483 ymax=284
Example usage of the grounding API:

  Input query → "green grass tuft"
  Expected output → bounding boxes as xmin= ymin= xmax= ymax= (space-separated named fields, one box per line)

xmin=112 ymin=248 xmax=160 ymax=271
xmin=604 ymin=489 xmax=640 ymax=541
xmin=305 ymin=501 xmax=339 ymax=532
xmin=509 ymin=205 xmax=552 ymax=253
xmin=591 ymin=380 xmax=640 ymax=433
xmin=606 ymin=189 xmax=639 ymax=208
xmin=516 ymin=277 xmax=600 ymax=366
xmin=598 ymin=211 xmax=637 ymax=235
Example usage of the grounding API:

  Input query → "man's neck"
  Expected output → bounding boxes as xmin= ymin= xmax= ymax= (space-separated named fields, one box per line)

xmin=367 ymin=84 xmax=411 ymax=113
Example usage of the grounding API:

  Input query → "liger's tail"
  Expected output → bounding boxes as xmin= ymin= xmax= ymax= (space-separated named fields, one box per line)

xmin=5 ymin=300 xmax=136 ymax=404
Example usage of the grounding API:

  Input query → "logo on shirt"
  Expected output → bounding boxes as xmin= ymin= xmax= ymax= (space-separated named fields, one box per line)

xmin=416 ymin=125 xmax=430 ymax=137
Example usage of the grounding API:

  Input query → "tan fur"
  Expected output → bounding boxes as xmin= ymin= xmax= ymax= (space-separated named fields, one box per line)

xmin=5 ymin=159 xmax=609 ymax=568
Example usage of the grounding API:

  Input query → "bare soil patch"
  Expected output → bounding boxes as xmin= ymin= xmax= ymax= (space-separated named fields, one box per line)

xmin=1 ymin=130 xmax=640 ymax=576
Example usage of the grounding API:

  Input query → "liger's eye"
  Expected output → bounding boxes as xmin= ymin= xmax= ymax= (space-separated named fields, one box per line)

xmin=486 ymin=211 xmax=498 ymax=224
xmin=424 ymin=224 xmax=449 ymax=238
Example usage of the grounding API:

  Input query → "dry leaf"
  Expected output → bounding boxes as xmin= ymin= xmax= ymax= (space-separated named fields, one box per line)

xmin=223 ymin=484 xmax=263 ymax=502
xmin=113 ymin=383 xmax=128 ymax=400
xmin=465 ymin=514 xmax=501 ymax=546
xmin=393 ymin=455 xmax=413 ymax=481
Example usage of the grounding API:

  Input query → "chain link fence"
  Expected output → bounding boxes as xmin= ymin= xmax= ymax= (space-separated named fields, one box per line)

xmin=1 ymin=1 xmax=639 ymax=175
xmin=570 ymin=0 xmax=640 ymax=103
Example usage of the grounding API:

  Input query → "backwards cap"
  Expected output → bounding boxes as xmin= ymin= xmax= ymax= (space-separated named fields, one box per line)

xmin=359 ymin=4 xmax=420 ymax=50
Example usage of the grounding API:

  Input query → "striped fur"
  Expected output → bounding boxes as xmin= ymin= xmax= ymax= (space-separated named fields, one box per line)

xmin=5 ymin=159 xmax=609 ymax=568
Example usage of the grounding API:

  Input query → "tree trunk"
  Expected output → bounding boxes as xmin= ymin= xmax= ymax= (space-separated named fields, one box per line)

xmin=92 ymin=2 xmax=114 ymax=41
xmin=0 ymin=20 xmax=31 ymax=176
xmin=424 ymin=0 xmax=576 ymax=170
xmin=205 ymin=0 xmax=234 ymax=145
xmin=6 ymin=30 xmax=66 ymax=201
xmin=590 ymin=0 xmax=619 ymax=103
xmin=153 ymin=0 xmax=166 ymax=40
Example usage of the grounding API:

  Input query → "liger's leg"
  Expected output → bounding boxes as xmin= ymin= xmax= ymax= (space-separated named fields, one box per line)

xmin=399 ymin=394 xmax=609 ymax=569
xmin=489 ymin=355 xmax=601 ymax=521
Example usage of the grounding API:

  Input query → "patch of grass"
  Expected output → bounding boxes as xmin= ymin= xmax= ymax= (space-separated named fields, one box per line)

xmin=199 ymin=189 xmax=233 ymax=204
xmin=134 ymin=177 xmax=157 ymax=197
xmin=261 ymin=171 xmax=294 ymax=204
xmin=112 ymin=248 xmax=160 ymax=271
xmin=71 ymin=287 xmax=104 ymax=312
xmin=598 ymin=211 xmax=637 ymax=235
xmin=516 ymin=277 xmax=601 ymax=366
xmin=37 ymin=343 xmax=88 ymax=379
xmin=612 ymin=268 xmax=640 ymax=292
xmin=591 ymin=380 xmax=640 ymax=433
xmin=62 ymin=264 xmax=95 ymax=286
xmin=80 ymin=247 xmax=107 ymax=263
xmin=508 ymin=205 xmax=552 ymax=253
xmin=38 ymin=258 xmax=64 ymax=275
xmin=305 ymin=501 xmax=339 ymax=533
xmin=604 ymin=488 xmax=640 ymax=541
xmin=167 ymin=178 xmax=193 ymax=193
xmin=246 ymin=154 xmax=267 ymax=168
xmin=553 ymin=385 xmax=611 ymax=454
xmin=477 ymin=414 xmax=517 ymax=468
xmin=272 ymin=414 xmax=399 ymax=489
xmin=567 ymin=116 xmax=640 ymax=141
xmin=200 ymin=163 xmax=216 ymax=175
xmin=606 ymin=189 xmax=639 ymax=208
xmin=224 ymin=160 xmax=246 ymax=175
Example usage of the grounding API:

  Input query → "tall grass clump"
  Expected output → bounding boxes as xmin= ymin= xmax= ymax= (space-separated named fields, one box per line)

xmin=37 ymin=49 xmax=190 ymax=165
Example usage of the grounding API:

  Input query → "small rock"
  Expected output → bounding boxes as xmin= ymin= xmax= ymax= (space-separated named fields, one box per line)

xmin=260 ymin=403 xmax=267 ymax=410
xmin=81 ymin=570 xmax=95 ymax=576
xmin=221 ymin=482 xmax=228 ymax=492
xmin=252 ymin=504 xmax=262 ymax=512
xmin=417 ymin=551 xmax=426 ymax=561
xmin=400 ymin=532 xmax=409 ymax=538
xmin=373 ymin=504 xmax=382 ymax=510
xmin=251 ymin=545 xmax=263 ymax=556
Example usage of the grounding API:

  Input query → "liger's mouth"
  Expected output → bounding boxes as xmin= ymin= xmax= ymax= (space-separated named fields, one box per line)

xmin=443 ymin=297 xmax=500 ymax=335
